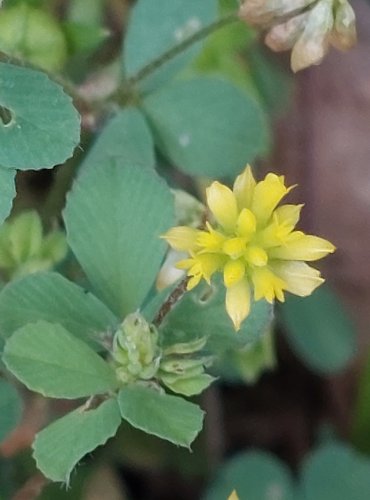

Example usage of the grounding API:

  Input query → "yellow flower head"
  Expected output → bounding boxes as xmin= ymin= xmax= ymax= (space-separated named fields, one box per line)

xmin=162 ymin=166 xmax=335 ymax=331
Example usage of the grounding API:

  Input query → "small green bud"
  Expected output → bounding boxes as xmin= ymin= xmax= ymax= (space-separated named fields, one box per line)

xmin=172 ymin=189 xmax=205 ymax=228
xmin=0 ymin=4 xmax=67 ymax=72
xmin=0 ymin=211 xmax=67 ymax=281
xmin=112 ymin=313 xmax=161 ymax=384
xmin=9 ymin=211 xmax=43 ymax=264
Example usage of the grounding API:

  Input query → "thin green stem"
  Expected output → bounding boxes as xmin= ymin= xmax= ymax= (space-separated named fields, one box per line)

xmin=114 ymin=11 xmax=239 ymax=104
xmin=129 ymin=12 xmax=238 ymax=85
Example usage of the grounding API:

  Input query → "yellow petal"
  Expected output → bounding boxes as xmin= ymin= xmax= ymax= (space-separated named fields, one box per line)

xmin=196 ymin=223 xmax=225 ymax=252
xmin=187 ymin=273 xmax=202 ymax=290
xmin=251 ymin=173 xmax=293 ymax=226
xmin=225 ymin=278 xmax=251 ymax=331
xmin=258 ymin=218 xmax=293 ymax=248
xmin=269 ymin=232 xmax=336 ymax=261
xmin=245 ymin=246 xmax=268 ymax=267
xmin=274 ymin=204 xmax=304 ymax=228
xmin=271 ymin=261 xmax=324 ymax=296
xmin=198 ymin=253 xmax=224 ymax=282
xmin=223 ymin=237 xmax=247 ymax=259
xmin=251 ymin=267 xmax=286 ymax=303
xmin=206 ymin=181 xmax=238 ymax=233
xmin=224 ymin=259 xmax=245 ymax=288
xmin=176 ymin=258 xmax=196 ymax=270
xmin=233 ymin=164 xmax=256 ymax=210
xmin=228 ymin=491 xmax=239 ymax=500
xmin=236 ymin=208 xmax=256 ymax=237
xmin=161 ymin=226 xmax=199 ymax=252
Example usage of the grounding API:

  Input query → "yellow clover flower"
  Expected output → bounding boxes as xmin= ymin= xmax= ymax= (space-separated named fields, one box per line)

xmin=162 ymin=166 xmax=335 ymax=331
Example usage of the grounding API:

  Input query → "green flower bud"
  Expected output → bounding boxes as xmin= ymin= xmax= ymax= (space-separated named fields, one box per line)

xmin=0 ymin=4 xmax=67 ymax=72
xmin=112 ymin=313 xmax=161 ymax=384
xmin=172 ymin=189 xmax=205 ymax=228
xmin=0 ymin=211 xmax=67 ymax=281
xmin=239 ymin=0 xmax=357 ymax=72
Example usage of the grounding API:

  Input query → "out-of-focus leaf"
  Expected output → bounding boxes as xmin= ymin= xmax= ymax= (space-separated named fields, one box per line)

xmin=123 ymin=0 xmax=217 ymax=92
xmin=160 ymin=277 xmax=273 ymax=353
xmin=0 ymin=63 xmax=80 ymax=169
xmin=0 ymin=4 xmax=67 ymax=72
xmin=203 ymin=451 xmax=295 ymax=500
xmin=351 ymin=345 xmax=370 ymax=453
xmin=214 ymin=328 xmax=276 ymax=383
xmin=280 ymin=286 xmax=356 ymax=374
xmin=143 ymin=77 xmax=269 ymax=177
xmin=0 ymin=379 xmax=23 ymax=442
xmin=0 ymin=167 xmax=15 ymax=225
xmin=299 ymin=443 xmax=370 ymax=500
xmin=248 ymin=47 xmax=293 ymax=117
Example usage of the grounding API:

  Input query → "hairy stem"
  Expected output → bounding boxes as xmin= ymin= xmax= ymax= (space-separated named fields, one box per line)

xmin=153 ymin=276 xmax=190 ymax=327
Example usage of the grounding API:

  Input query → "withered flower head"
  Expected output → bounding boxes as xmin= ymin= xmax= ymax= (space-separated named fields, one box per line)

xmin=239 ymin=0 xmax=357 ymax=72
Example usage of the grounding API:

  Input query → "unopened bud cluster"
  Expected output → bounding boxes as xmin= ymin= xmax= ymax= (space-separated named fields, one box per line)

xmin=112 ymin=313 xmax=161 ymax=384
xmin=112 ymin=313 xmax=213 ymax=396
xmin=0 ymin=211 xmax=67 ymax=281
xmin=239 ymin=0 xmax=357 ymax=72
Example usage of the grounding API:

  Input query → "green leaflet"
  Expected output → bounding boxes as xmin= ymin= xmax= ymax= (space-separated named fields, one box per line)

xmin=204 ymin=450 xmax=295 ymax=500
xmin=0 ymin=272 xmax=119 ymax=349
xmin=81 ymin=108 xmax=155 ymax=171
xmin=33 ymin=398 xmax=121 ymax=483
xmin=118 ymin=385 xmax=204 ymax=448
xmin=123 ymin=0 xmax=217 ymax=92
xmin=3 ymin=321 xmax=118 ymax=398
xmin=160 ymin=277 xmax=273 ymax=353
xmin=0 ymin=379 xmax=23 ymax=442
xmin=64 ymin=163 xmax=174 ymax=318
xmin=280 ymin=286 xmax=356 ymax=374
xmin=0 ymin=63 xmax=80 ymax=170
xmin=143 ymin=77 xmax=269 ymax=177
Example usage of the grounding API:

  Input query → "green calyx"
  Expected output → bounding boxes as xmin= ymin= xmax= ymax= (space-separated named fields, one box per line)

xmin=158 ymin=337 xmax=215 ymax=396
